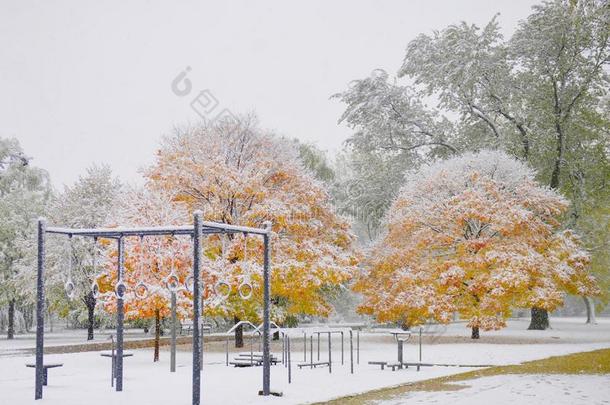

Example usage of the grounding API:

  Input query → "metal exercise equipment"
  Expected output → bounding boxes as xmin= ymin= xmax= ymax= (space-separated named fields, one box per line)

xmin=134 ymin=236 xmax=149 ymax=299
xmin=392 ymin=330 xmax=411 ymax=367
xmin=296 ymin=328 xmax=358 ymax=373
xmin=91 ymin=238 xmax=100 ymax=299
xmin=368 ymin=328 xmax=425 ymax=371
xmin=64 ymin=237 xmax=75 ymax=300
xmin=314 ymin=330 xmax=345 ymax=366
xmin=34 ymin=214 xmax=273 ymax=405
xmin=225 ymin=321 xmax=261 ymax=367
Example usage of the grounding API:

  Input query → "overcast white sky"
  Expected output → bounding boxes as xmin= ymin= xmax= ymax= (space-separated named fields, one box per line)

xmin=1 ymin=0 xmax=539 ymax=188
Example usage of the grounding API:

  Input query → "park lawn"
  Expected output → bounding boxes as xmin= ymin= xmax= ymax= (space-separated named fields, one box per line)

xmin=320 ymin=348 xmax=610 ymax=404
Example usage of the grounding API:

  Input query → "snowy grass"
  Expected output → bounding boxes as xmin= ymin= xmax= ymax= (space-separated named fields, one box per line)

xmin=320 ymin=348 xmax=610 ymax=404
xmin=371 ymin=375 xmax=610 ymax=405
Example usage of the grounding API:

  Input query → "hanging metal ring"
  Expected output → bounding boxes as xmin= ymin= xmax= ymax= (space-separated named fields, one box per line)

xmin=134 ymin=280 xmax=149 ymax=299
xmin=214 ymin=280 xmax=231 ymax=300
xmin=165 ymin=273 xmax=180 ymax=292
xmin=115 ymin=280 xmax=127 ymax=299
xmin=65 ymin=280 xmax=76 ymax=300
xmin=238 ymin=281 xmax=253 ymax=300
xmin=91 ymin=238 xmax=99 ymax=299
xmin=185 ymin=275 xmax=194 ymax=292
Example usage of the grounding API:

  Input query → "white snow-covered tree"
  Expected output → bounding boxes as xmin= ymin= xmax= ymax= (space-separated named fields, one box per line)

xmin=15 ymin=165 xmax=121 ymax=340
xmin=0 ymin=137 xmax=50 ymax=339
xmin=336 ymin=0 xmax=610 ymax=328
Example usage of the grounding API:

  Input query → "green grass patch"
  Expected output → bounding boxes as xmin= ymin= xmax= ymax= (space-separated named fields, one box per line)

xmin=318 ymin=348 xmax=610 ymax=404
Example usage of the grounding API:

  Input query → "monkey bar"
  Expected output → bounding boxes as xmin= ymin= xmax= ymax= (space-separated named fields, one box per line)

xmin=34 ymin=211 xmax=273 ymax=405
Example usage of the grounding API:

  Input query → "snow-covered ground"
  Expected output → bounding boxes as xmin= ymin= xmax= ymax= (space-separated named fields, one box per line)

xmin=0 ymin=317 xmax=608 ymax=405
xmin=378 ymin=374 xmax=610 ymax=405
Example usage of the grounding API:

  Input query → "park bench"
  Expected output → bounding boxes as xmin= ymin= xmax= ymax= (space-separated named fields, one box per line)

xmin=25 ymin=363 xmax=63 ymax=386
xmin=230 ymin=360 xmax=264 ymax=367
xmin=230 ymin=353 xmax=279 ymax=367
xmin=181 ymin=320 xmax=194 ymax=335
xmin=236 ymin=352 xmax=278 ymax=360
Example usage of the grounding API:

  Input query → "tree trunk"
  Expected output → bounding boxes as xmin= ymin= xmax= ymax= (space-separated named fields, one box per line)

xmin=471 ymin=326 xmax=480 ymax=339
xmin=7 ymin=299 xmax=15 ymax=339
xmin=22 ymin=304 xmax=33 ymax=332
xmin=584 ymin=296 xmax=597 ymax=325
xmin=234 ymin=316 xmax=244 ymax=348
xmin=83 ymin=291 xmax=96 ymax=341
xmin=154 ymin=309 xmax=161 ymax=362
xmin=528 ymin=307 xmax=549 ymax=330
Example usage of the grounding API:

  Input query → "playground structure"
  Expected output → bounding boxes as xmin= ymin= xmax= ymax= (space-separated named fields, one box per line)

xmin=368 ymin=328 xmax=423 ymax=371
xmin=223 ymin=323 xmax=361 ymax=384
xmin=225 ymin=320 xmax=265 ymax=367
xmin=33 ymin=212 xmax=273 ymax=405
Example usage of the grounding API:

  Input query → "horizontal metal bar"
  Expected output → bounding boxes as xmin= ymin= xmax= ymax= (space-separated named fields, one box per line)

xmin=46 ymin=226 xmax=192 ymax=238
xmin=45 ymin=222 xmax=268 ymax=238
xmin=200 ymin=221 xmax=269 ymax=235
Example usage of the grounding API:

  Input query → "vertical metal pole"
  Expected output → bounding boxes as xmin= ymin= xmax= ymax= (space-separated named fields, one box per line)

xmin=349 ymin=330 xmax=353 ymax=374
xmin=328 ymin=332 xmax=332 ymax=374
xmin=341 ymin=332 xmax=344 ymax=365
xmin=397 ymin=340 xmax=403 ymax=365
xmin=171 ymin=291 xmax=177 ymax=372
xmin=116 ymin=237 xmax=125 ymax=392
xmin=287 ymin=336 xmax=291 ymax=384
xmin=317 ymin=333 xmax=320 ymax=360
xmin=192 ymin=212 xmax=202 ymax=405
xmin=35 ymin=219 xmax=46 ymax=400
xmin=111 ymin=336 xmax=115 ymax=387
xmin=303 ymin=331 xmax=306 ymax=362
xmin=261 ymin=221 xmax=272 ymax=396
xmin=310 ymin=335 xmax=313 ymax=368
xmin=357 ymin=331 xmax=360 ymax=365
xmin=225 ymin=337 xmax=229 ymax=366
xmin=281 ymin=334 xmax=285 ymax=365
xmin=418 ymin=327 xmax=422 ymax=372
xmin=200 ymin=321 xmax=204 ymax=368
xmin=283 ymin=334 xmax=287 ymax=368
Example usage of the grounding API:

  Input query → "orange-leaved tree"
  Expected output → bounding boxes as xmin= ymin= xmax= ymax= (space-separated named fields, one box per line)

xmin=146 ymin=115 xmax=359 ymax=346
xmin=356 ymin=150 xmax=599 ymax=339
xmin=99 ymin=188 xmax=210 ymax=361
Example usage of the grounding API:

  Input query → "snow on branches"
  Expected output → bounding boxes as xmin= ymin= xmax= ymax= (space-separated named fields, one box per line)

xmin=145 ymin=115 xmax=359 ymax=323
xmin=356 ymin=150 xmax=599 ymax=333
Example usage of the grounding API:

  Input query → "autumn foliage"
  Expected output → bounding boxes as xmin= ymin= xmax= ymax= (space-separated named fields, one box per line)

xmin=355 ymin=151 xmax=599 ymax=336
xmin=144 ymin=115 xmax=359 ymax=324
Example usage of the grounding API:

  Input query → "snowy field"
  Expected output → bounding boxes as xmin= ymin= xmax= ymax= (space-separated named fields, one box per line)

xmin=378 ymin=375 xmax=610 ymax=405
xmin=1 ymin=318 xmax=609 ymax=405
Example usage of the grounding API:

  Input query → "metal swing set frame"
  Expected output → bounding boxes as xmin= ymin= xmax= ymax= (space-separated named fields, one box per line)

xmin=33 ymin=211 xmax=273 ymax=405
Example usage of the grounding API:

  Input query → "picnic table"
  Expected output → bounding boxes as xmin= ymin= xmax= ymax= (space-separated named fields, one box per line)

xmin=26 ymin=363 xmax=63 ymax=386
